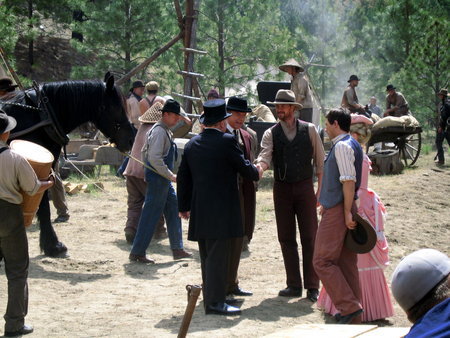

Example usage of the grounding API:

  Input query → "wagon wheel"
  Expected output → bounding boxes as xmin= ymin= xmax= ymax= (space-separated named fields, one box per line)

xmin=395 ymin=132 xmax=421 ymax=166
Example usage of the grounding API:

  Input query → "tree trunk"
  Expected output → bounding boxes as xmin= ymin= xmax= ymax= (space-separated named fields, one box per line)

xmin=124 ymin=0 xmax=132 ymax=76
xmin=217 ymin=0 xmax=225 ymax=96
xmin=27 ymin=0 xmax=34 ymax=68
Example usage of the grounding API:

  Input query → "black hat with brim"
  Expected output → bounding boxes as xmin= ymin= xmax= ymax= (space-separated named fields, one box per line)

xmin=199 ymin=99 xmax=231 ymax=125
xmin=0 ymin=112 xmax=17 ymax=134
xmin=347 ymin=75 xmax=360 ymax=82
xmin=386 ymin=84 xmax=396 ymax=92
xmin=0 ymin=77 xmax=18 ymax=91
xmin=161 ymin=99 xmax=181 ymax=115
xmin=344 ymin=213 xmax=377 ymax=254
xmin=226 ymin=96 xmax=252 ymax=113
xmin=130 ymin=80 xmax=145 ymax=91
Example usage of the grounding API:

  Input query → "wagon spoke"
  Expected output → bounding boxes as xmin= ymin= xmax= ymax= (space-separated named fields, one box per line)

xmin=405 ymin=143 xmax=418 ymax=153
xmin=404 ymin=146 xmax=415 ymax=160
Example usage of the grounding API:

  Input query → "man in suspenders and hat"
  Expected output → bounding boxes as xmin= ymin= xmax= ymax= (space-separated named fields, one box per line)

xmin=129 ymin=99 xmax=192 ymax=263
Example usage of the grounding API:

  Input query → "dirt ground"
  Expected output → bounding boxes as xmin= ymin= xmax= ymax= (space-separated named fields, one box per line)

xmin=0 ymin=152 xmax=449 ymax=337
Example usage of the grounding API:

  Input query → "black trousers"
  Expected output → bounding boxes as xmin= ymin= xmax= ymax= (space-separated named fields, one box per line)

xmin=198 ymin=239 xmax=231 ymax=307
xmin=436 ymin=129 xmax=450 ymax=163
xmin=0 ymin=199 xmax=29 ymax=332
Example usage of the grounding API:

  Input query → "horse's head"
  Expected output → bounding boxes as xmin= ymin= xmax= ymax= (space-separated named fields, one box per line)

xmin=97 ymin=74 xmax=134 ymax=152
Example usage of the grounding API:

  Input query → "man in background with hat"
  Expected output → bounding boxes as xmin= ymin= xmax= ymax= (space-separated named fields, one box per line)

xmin=383 ymin=84 xmax=410 ymax=117
xmin=177 ymin=99 xmax=260 ymax=315
xmin=256 ymin=89 xmax=324 ymax=302
xmin=129 ymin=99 xmax=191 ymax=263
xmin=341 ymin=75 xmax=366 ymax=115
xmin=139 ymin=81 xmax=165 ymax=116
xmin=313 ymin=108 xmax=364 ymax=324
xmin=391 ymin=249 xmax=450 ymax=337
xmin=279 ymin=59 xmax=314 ymax=122
xmin=126 ymin=80 xmax=145 ymax=130
xmin=435 ymin=88 xmax=450 ymax=165
xmin=0 ymin=77 xmax=18 ymax=100
xmin=0 ymin=111 xmax=54 ymax=336
xmin=225 ymin=96 xmax=257 ymax=299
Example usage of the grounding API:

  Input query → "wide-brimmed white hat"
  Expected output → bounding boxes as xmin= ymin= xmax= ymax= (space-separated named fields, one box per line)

xmin=279 ymin=58 xmax=304 ymax=73
xmin=267 ymin=89 xmax=303 ymax=109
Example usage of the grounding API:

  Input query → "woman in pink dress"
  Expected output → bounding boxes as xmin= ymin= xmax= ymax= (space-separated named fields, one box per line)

xmin=317 ymin=114 xmax=394 ymax=322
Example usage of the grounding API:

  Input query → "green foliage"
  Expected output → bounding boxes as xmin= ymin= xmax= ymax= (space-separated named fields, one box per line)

xmin=195 ymin=0 xmax=297 ymax=100
xmin=70 ymin=0 xmax=178 ymax=84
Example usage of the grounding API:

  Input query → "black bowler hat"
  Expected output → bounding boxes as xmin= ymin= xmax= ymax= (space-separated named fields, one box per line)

xmin=129 ymin=80 xmax=145 ymax=91
xmin=199 ymin=99 xmax=231 ymax=125
xmin=0 ymin=111 xmax=17 ymax=134
xmin=344 ymin=213 xmax=377 ymax=254
xmin=226 ymin=96 xmax=252 ymax=113
xmin=0 ymin=77 xmax=18 ymax=91
xmin=347 ymin=75 xmax=360 ymax=82
xmin=161 ymin=99 xmax=181 ymax=115
xmin=386 ymin=84 xmax=396 ymax=92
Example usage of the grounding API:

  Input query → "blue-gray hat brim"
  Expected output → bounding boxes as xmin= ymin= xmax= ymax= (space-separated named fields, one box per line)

xmin=199 ymin=112 xmax=232 ymax=125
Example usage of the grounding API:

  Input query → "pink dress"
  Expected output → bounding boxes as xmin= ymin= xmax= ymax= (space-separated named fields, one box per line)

xmin=317 ymin=154 xmax=394 ymax=322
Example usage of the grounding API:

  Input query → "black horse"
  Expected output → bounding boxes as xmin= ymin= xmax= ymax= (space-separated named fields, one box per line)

xmin=0 ymin=73 xmax=134 ymax=257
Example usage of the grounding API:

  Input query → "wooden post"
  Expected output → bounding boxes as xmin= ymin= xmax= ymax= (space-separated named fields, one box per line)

xmin=182 ymin=0 xmax=201 ymax=115
xmin=0 ymin=46 xmax=25 ymax=91
xmin=178 ymin=284 xmax=202 ymax=338
xmin=116 ymin=32 xmax=184 ymax=86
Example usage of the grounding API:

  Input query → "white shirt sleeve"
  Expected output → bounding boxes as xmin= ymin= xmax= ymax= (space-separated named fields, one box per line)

xmin=334 ymin=141 xmax=356 ymax=182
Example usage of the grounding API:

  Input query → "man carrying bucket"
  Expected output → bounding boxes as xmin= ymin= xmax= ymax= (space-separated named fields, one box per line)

xmin=0 ymin=111 xmax=53 ymax=336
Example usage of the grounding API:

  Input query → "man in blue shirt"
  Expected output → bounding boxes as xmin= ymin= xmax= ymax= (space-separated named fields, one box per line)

xmin=392 ymin=249 xmax=450 ymax=338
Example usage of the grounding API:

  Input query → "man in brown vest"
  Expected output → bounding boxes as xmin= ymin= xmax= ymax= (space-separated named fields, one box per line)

xmin=256 ymin=90 xmax=324 ymax=302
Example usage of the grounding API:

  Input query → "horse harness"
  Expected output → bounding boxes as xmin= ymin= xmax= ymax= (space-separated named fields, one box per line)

xmin=0 ymin=81 xmax=69 ymax=154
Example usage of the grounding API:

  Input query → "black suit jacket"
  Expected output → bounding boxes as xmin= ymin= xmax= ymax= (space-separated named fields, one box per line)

xmin=177 ymin=128 xmax=259 ymax=241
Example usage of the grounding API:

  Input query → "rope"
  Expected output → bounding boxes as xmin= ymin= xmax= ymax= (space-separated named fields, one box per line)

xmin=118 ymin=150 xmax=168 ymax=179
xmin=63 ymin=157 xmax=120 ymax=201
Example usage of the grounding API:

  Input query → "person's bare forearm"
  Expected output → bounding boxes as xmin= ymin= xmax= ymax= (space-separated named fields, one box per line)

xmin=342 ymin=180 xmax=356 ymax=229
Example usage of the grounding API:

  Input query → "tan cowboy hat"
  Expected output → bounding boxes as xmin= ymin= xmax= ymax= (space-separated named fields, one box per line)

xmin=267 ymin=89 xmax=303 ymax=109
xmin=279 ymin=58 xmax=305 ymax=73
xmin=344 ymin=213 xmax=377 ymax=254
xmin=139 ymin=102 xmax=163 ymax=124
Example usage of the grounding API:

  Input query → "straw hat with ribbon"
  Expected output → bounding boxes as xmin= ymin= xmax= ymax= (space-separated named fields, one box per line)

xmin=139 ymin=101 xmax=163 ymax=124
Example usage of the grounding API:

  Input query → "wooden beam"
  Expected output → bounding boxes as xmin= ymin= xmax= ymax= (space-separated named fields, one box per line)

xmin=180 ymin=47 xmax=207 ymax=55
xmin=172 ymin=92 xmax=202 ymax=101
xmin=177 ymin=70 xmax=205 ymax=78
xmin=116 ymin=32 xmax=184 ymax=86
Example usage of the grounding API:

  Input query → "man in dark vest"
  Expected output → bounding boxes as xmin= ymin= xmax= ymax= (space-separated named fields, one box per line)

xmin=225 ymin=96 xmax=256 ymax=299
xmin=313 ymin=108 xmax=364 ymax=324
xmin=256 ymin=89 xmax=324 ymax=302
xmin=177 ymin=99 xmax=260 ymax=315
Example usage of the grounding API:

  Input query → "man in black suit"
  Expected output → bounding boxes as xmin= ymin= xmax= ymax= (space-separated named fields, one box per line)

xmin=177 ymin=99 xmax=260 ymax=316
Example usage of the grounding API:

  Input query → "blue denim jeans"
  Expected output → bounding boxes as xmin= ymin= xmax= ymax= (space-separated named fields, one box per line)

xmin=131 ymin=169 xmax=183 ymax=256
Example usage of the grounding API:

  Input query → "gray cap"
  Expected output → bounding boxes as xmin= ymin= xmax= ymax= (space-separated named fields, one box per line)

xmin=391 ymin=249 xmax=450 ymax=312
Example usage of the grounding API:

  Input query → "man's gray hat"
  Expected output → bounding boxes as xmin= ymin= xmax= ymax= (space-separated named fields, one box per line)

xmin=266 ymin=89 xmax=303 ymax=109
xmin=0 ymin=111 xmax=17 ymax=134
xmin=391 ymin=249 xmax=450 ymax=312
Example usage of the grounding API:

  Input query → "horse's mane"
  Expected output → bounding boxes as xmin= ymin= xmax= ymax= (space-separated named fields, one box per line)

xmin=42 ymin=80 xmax=105 ymax=118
